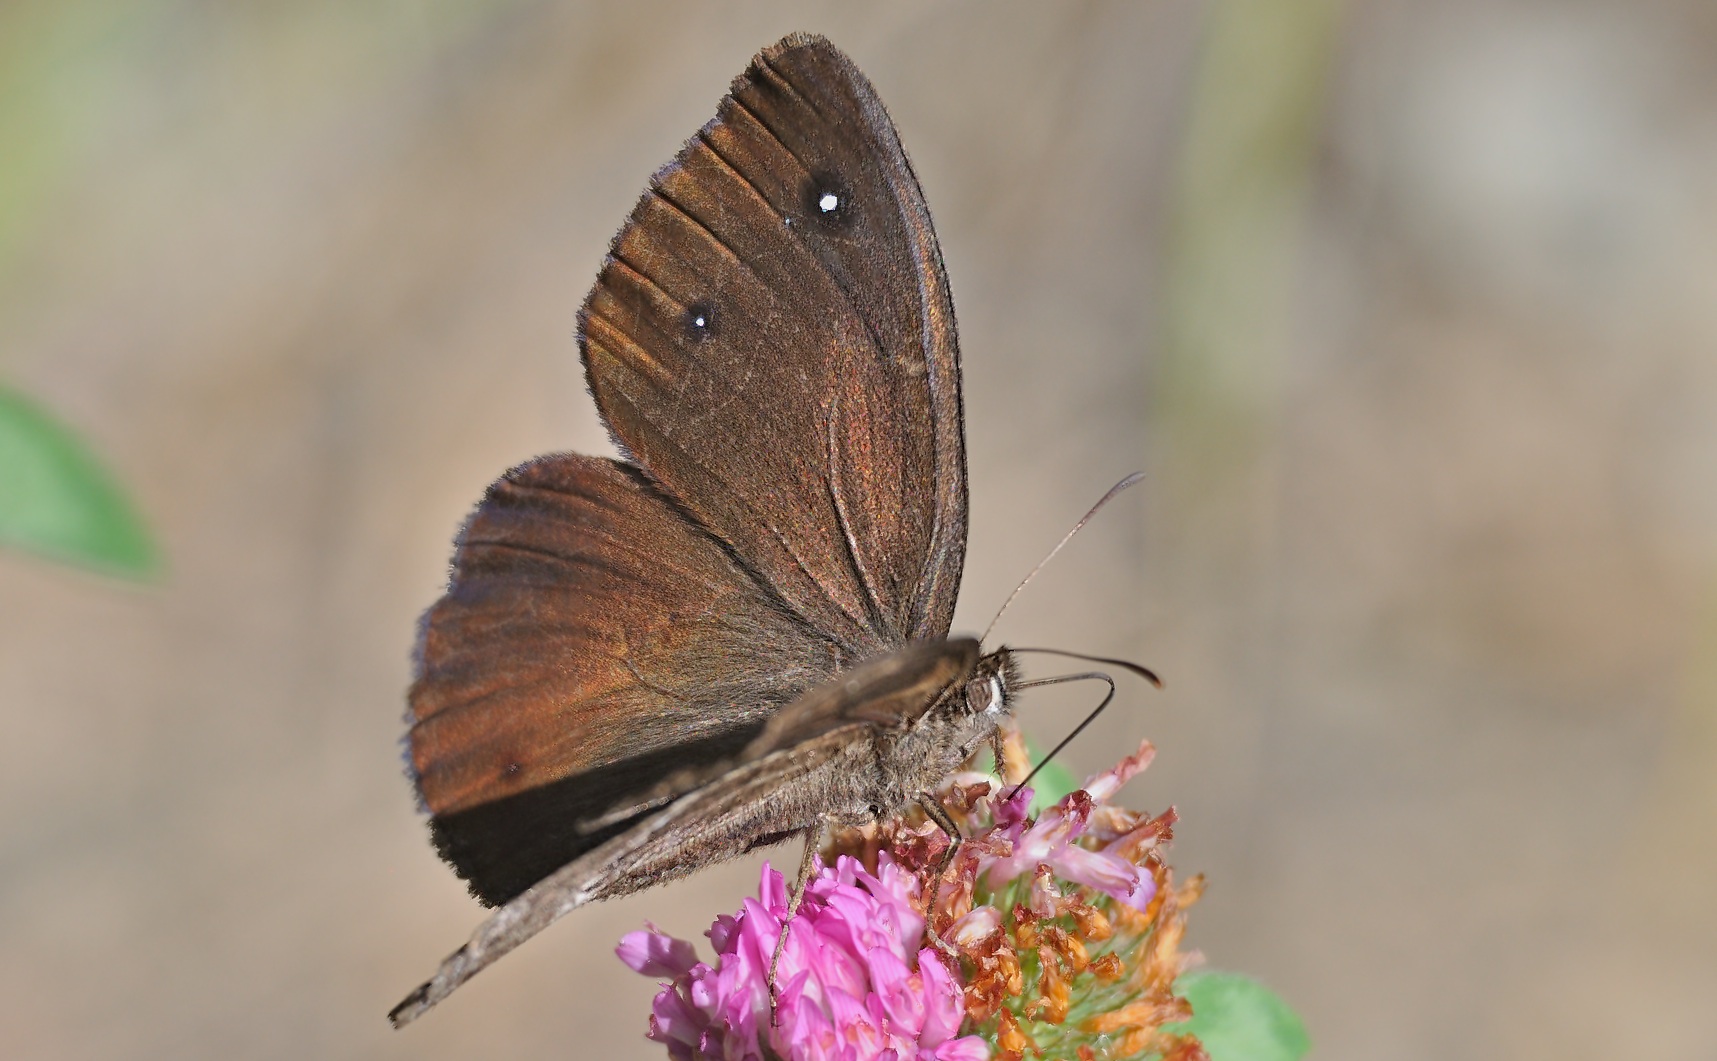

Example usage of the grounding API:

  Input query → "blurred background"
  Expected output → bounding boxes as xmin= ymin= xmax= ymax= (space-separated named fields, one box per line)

xmin=2 ymin=1 xmax=1713 ymax=1057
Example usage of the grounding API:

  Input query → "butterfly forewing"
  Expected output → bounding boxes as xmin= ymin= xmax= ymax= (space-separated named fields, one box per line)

xmin=578 ymin=34 xmax=966 ymax=653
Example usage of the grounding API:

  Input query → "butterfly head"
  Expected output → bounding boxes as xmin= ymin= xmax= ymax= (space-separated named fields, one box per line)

xmin=962 ymin=648 xmax=1018 ymax=721
xmin=935 ymin=646 xmax=1021 ymax=764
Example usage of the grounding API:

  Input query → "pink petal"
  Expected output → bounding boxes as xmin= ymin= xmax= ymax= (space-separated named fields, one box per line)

xmin=982 ymin=795 xmax=1090 ymax=888
xmin=617 ymin=926 xmax=699 ymax=978
xmin=758 ymin=861 xmax=789 ymax=914
xmin=1122 ymin=871 xmax=1159 ymax=911
xmin=992 ymin=786 xmax=1034 ymax=828
xmin=1051 ymin=843 xmax=1158 ymax=911
xmin=824 ymin=888 xmax=919 ymax=964
xmin=1029 ymin=864 xmax=1062 ymax=917
xmin=864 ymin=991 xmax=909 ymax=1054
xmin=947 ymin=907 xmax=1001 ymax=947
xmin=734 ymin=895 xmax=782 ymax=975
xmin=932 ymin=1035 xmax=992 ymax=1061
xmin=914 ymin=950 xmax=966 ymax=1045
xmin=1050 ymin=844 xmax=1145 ymax=900
xmin=618 ymin=840 xmax=988 ymax=1061
xmin=1042 ymin=790 xmax=1093 ymax=839
xmin=648 ymin=985 xmax=705 ymax=1048
xmin=823 ymin=982 xmax=879 ymax=1051
xmin=717 ymin=994 xmax=764 ymax=1060
xmin=707 ymin=912 xmax=741 ymax=955
xmin=795 ymin=915 xmax=867 ymax=1001
xmin=686 ymin=970 xmax=716 ymax=1013
xmin=1081 ymin=738 xmax=1156 ymax=801
xmin=864 ymin=945 xmax=924 ymax=1036
xmin=778 ymin=984 xmax=834 ymax=1057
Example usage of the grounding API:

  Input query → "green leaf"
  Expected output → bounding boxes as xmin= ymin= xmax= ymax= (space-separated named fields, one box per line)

xmin=1165 ymin=970 xmax=1309 ymax=1061
xmin=0 ymin=385 xmax=157 ymax=575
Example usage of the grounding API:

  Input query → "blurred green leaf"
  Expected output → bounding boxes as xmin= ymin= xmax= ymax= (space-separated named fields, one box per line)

xmin=1022 ymin=746 xmax=1081 ymax=814
xmin=0 ymin=385 xmax=156 ymax=575
xmin=1165 ymin=970 xmax=1309 ymax=1061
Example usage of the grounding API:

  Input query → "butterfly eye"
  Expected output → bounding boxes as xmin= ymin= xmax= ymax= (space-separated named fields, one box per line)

xmin=802 ymin=172 xmax=853 ymax=229
xmin=683 ymin=302 xmax=717 ymax=343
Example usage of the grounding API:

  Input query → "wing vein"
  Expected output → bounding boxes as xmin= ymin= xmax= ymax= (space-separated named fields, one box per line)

xmin=724 ymin=96 xmax=815 ymax=178
xmin=599 ymin=386 xmax=877 ymax=649
xmin=821 ymin=393 xmax=891 ymax=636
xmin=646 ymin=186 xmax=751 ymax=277
xmin=685 ymin=131 xmax=892 ymax=365
xmin=754 ymin=49 xmax=833 ymax=123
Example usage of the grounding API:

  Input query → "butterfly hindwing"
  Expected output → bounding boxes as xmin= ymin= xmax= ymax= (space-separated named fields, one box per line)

xmin=388 ymin=637 xmax=985 ymax=1028
xmin=406 ymin=453 xmax=836 ymax=904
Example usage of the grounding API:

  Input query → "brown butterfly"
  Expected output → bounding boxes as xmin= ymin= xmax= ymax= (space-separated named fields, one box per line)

xmin=390 ymin=33 xmax=1022 ymax=1027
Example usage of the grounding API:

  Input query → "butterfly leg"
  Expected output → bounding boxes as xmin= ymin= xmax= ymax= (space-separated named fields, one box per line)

xmin=917 ymin=793 xmax=963 ymax=886
xmin=917 ymin=794 xmax=968 ymax=958
xmin=769 ymin=826 xmax=820 ymax=1026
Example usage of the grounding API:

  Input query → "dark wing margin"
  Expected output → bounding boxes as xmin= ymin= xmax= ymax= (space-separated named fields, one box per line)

xmin=389 ymin=719 xmax=875 ymax=1028
xmin=391 ymin=637 xmax=987 ymax=1028
xmin=406 ymin=454 xmax=835 ymax=904
xmin=577 ymin=33 xmax=967 ymax=659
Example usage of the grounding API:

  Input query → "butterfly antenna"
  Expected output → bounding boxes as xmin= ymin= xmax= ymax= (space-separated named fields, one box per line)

xmin=981 ymin=472 xmax=1147 ymax=644
xmin=1007 ymin=671 xmax=1113 ymax=798
xmin=1005 ymin=646 xmax=1163 ymax=799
